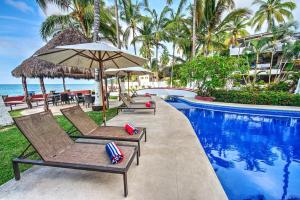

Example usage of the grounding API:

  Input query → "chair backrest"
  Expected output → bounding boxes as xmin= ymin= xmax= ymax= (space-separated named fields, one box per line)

xmin=14 ymin=112 xmax=74 ymax=161
xmin=4 ymin=96 xmax=25 ymax=102
xmin=124 ymin=93 xmax=134 ymax=103
xmin=119 ymin=94 xmax=131 ymax=107
xmin=60 ymin=106 xmax=98 ymax=135
xmin=61 ymin=93 xmax=69 ymax=101
xmin=84 ymin=95 xmax=93 ymax=103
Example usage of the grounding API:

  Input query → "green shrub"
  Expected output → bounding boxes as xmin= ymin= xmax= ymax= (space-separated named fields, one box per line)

xmin=211 ymin=90 xmax=300 ymax=106
xmin=267 ymin=82 xmax=290 ymax=92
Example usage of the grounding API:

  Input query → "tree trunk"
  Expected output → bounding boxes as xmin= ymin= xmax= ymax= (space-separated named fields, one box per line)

xmin=62 ymin=76 xmax=67 ymax=92
xmin=93 ymin=0 xmax=100 ymax=42
xmin=192 ymin=0 xmax=196 ymax=58
xmin=269 ymin=47 xmax=275 ymax=84
xmin=114 ymin=0 xmax=121 ymax=48
xmin=39 ymin=77 xmax=49 ymax=111
xmin=22 ymin=76 xmax=32 ymax=109
xmin=156 ymin=44 xmax=159 ymax=71
xmin=171 ymin=42 xmax=175 ymax=87
xmin=93 ymin=0 xmax=102 ymax=108
xmin=253 ymin=53 xmax=260 ymax=84
xmin=133 ymin=29 xmax=137 ymax=55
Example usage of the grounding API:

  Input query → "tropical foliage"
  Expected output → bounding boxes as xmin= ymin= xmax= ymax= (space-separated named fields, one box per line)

xmin=37 ymin=0 xmax=299 ymax=92
xmin=180 ymin=56 xmax=248 ymax=95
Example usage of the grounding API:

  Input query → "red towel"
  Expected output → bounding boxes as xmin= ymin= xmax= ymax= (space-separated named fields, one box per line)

xmin=145 ymin=101 xmax=151 ymax=108
xmin=124 ymin=124 xmax=138 ymax=135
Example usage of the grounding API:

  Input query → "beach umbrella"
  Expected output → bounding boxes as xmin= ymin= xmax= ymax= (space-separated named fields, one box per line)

xmin=36 ymin=42 xmax=147 ymax=124
xmin=105 ymin=67 xmax=152 ymax=94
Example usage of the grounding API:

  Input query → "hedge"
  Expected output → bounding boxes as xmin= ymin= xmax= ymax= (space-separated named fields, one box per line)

xmin=210 ymin=90 xmax=300 ymax=106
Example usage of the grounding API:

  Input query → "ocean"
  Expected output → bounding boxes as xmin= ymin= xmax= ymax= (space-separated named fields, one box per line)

xmin=0 ymin=84 xmax=95 ymax=96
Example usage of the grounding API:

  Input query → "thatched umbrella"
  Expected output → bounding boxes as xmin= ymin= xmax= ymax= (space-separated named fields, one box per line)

xmin=11 ymin=28 xmax=94 ymax=111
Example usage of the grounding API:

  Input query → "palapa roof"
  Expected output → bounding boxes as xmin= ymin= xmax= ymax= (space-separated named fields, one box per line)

xmin=11 ymin=28 xmax=94 ymax=79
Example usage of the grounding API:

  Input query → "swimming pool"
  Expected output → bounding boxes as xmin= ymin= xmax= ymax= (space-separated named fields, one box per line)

xmin=167 ymin=98 xmax=300 ymax=200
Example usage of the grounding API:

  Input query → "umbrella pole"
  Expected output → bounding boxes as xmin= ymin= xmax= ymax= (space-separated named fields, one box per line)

xmin=99 ymin=62 xmax=106 ymax=125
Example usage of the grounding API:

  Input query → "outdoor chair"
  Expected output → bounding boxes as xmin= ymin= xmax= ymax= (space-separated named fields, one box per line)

xmin=13 ymin=111 xmax=138 ymax=197
xmin=75 ymin=93 xmax=85 ymax=105
xmin=60 ymin=106 xmax=146 ymax=156
xmin=123 ymin=93 xmax=152 ymax=104
xmin=118 ymin=94 xmax=156 ymax=115
xmin=84 ymin=94 xmax=94 ymax=108
xmin=60 ymin=93 xmax=70 ymax=104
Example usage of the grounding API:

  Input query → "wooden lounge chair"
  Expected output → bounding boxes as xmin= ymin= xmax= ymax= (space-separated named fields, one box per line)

xmin=123 ymin=93 xmax=152 ymax=104
xmin=118 ymin=94 xmax=156 ymax=115
xmin=60 ymin=106 xmax=146 ymax=156
xmin=12 ymin=111 xmax=138 ymax=197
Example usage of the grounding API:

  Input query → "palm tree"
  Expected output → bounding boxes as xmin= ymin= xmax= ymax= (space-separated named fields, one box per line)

xmin=166 ymin=0 xmax=188 ymax=86
xmin=223 ymin=17 xmax=250 ymax=47
xmin=267 ymin=21 xmax=297 ymax=83
xmin=196 ymin=0 xmax=251 ymax=56
xmin=243 ymin=38 xmax=270 ymax=84
xmin=114 ymin=0 xmax=121 ymax=48
xmin=39 ymin=0 xmax=117 ymax=44
xmin=145 ymin=6 xmax=171 ymax=70
xmin=120 ymin=0 xmax=142 ymax=54
xmin=252 ymin=0 xmax=296 ymax=32
xmin=133 ymin=16 xmax=154 ymax=68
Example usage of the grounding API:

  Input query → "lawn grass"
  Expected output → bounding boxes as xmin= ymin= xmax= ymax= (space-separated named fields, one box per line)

xmin=0 ymin=108 xmax=117 ymax=186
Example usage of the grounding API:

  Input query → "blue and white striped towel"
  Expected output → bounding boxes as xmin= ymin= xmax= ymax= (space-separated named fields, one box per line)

xmin=105 ymin=142 xmax=124 ymax=164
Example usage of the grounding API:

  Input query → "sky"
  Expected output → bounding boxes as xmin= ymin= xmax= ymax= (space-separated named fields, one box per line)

xmin=0 ymin=0 xmax=299 ymax=85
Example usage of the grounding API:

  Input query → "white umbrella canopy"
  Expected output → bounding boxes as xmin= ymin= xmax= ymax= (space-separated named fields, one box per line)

xmin=105 ymin=67 xmax=152 ymax=76
xmin=105 ymin=67 xmax=153 ymax=94
xmin=36 ymin=42 xmax=148 ymax=124
xmin=36 ymin=42 xmax=147 ymax=69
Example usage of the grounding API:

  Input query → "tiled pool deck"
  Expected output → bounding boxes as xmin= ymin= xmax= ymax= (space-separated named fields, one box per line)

xmin=0 ymin=97 xmax=227 ymax=200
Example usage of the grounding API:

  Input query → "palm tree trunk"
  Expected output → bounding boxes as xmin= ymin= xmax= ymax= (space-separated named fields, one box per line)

xmin=114 ymin=0 xmax=121 ymax=48
xmin=133 ymin=29 xmax=137 ymax=55
xmin=62 ymin=76 xmax=66 ymax=91
xmin=22 ymin=76 xmax=32 ymax=109
xmin=93 ymin=0 xmax=102 ymax=109
xmin=156 ymin=44 xmax=159 ymax=70
xmin=39 ymin=77 xmax=49 ymax=111
xmin=254 ymin=53 xmax=260 ymax=84
xmin=93 ymin=0 xmax=100 ymax=42
xmin=171 ymin=42 xmax=175 ymax=87
xmin=192 ymin=0 xmax=196 ymax=58
xmin=269 ymin=50 xmax=274 ymax=84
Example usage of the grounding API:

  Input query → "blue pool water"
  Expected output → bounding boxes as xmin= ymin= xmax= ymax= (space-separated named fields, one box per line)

xmin=167 ymin=98 xmax=300 ymax=200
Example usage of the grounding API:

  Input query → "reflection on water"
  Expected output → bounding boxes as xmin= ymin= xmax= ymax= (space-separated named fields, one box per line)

xmin=178 ymin=106 xmax=300 ymax=200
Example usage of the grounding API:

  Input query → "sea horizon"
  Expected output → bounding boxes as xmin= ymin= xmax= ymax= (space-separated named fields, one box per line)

xmin=0 ymin=84 xmax=95 ymax=96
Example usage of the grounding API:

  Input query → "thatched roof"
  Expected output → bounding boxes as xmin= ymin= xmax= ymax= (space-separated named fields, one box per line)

xmin=11 ymin=28 xmax=94 ymax=79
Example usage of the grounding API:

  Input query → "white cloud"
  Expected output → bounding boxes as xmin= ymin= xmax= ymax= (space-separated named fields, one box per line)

xmin=38 ymin=3 xmax=69 ymax=18
xmin=5 ymin=0 xmax=33 ymax=13
xmin=0 ymin=36 xmax=44 ymax=58
xmin=0 ymin=15 xmax=40 ymax=26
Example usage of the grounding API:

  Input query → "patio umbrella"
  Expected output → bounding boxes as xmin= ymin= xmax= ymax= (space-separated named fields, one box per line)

xmin=36 ymin=42 xmax=147 ymax=124
xmin=105 ymin=67 xmax=152 ymax=94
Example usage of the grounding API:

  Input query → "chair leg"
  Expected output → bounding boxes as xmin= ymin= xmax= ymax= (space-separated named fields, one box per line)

xmin=138 ymin=141 xmax=141 ymax=157
xmin=12 ymin=161 xmax=20 ymax=180
xmin=144 ymin=129 xmax=147 ymax=142
xmin=136 ymin=150 xmax=139 ymax=165
xmin=123 ymin=172 xmax=128 ymax=197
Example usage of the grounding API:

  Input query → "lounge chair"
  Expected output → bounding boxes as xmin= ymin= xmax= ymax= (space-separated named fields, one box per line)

xmin=13 ymin=111 xmax=138 ymax=197
xmin=60 ymin=106 xmax=146 ymax=156
xmin=123 ymin=93 xmax=152 ymax=104
xmin=118 ymin=94 xmax=156 ymax=115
